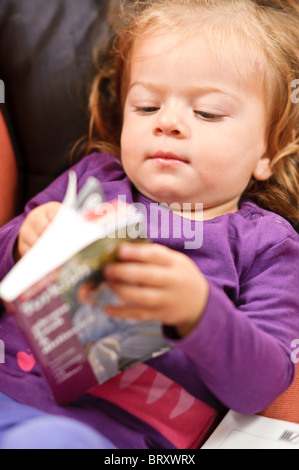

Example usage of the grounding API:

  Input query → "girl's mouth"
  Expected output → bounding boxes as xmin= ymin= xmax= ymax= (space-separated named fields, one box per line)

xmin=150 ymin=151 xmax=189 ymax=166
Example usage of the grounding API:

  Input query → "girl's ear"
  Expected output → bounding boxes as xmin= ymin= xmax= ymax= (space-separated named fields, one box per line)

xmin=252 ymin=156 xmax=273 ymax=181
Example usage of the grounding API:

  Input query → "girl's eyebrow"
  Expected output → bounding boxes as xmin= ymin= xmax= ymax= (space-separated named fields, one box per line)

xmin=128 ymin=81 xmax=160 ymax=93
xmin=188 ymin=86 xmax=241 ymax=104
xmin=128 ymin=81 xmax=241 ymax=104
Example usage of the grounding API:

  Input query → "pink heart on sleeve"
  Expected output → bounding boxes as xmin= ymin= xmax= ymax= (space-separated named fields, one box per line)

xmin=16 ymin=350 xmax=36 ymax=372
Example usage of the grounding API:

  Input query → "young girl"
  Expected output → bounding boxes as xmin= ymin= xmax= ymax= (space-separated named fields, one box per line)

xmin=0 ymin=0 xmax=298 ymax=449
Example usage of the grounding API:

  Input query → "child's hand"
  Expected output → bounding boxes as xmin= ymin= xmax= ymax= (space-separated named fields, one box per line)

xmin=104 ymin=242 xmax=209 ymax=338
xmin=16 ymin=202 xmax=62 ymax=260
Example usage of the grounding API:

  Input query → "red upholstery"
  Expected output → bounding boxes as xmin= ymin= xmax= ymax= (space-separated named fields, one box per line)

xmin=0 ymin=110 xmax=18 ymax=225
xmin=259 ymin=366 xmax=299 ymax=424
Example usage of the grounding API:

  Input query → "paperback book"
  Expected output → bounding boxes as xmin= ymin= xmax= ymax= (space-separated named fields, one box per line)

xmin=0 ymin=172 xmax=171 ymax=404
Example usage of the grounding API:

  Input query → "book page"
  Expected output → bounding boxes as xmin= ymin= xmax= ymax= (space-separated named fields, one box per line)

xmin=201 ymin=410 xmax=299 ymax=449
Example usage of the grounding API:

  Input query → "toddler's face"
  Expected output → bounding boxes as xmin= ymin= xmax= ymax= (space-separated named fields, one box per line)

xmin=121 ymin=31 xmax=271 ymax=219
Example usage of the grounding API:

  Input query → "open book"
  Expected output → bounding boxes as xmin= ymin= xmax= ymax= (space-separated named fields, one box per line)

xmin=0 ymin=173 xmax=171 ymax=405
xmin=201 ymin=410 xmax=299 ymax=449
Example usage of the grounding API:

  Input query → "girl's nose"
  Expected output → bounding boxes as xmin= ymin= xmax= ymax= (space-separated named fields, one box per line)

xmin=153 ymin=105 xmax=187 ymax=138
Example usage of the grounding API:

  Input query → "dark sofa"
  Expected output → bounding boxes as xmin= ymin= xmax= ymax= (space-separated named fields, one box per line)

xmin=0 ymin=0 xmax=111 ymax=210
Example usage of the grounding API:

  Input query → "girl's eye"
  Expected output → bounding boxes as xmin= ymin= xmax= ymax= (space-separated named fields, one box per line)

xmin=195 ymin=111 xmax=224 ymax=121
xmin=134 ymin=106 xmax=160 ymax=114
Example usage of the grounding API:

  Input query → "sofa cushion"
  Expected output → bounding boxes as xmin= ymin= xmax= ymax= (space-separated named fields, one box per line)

xmin=0 ymin=0 xmax=110 ymax=207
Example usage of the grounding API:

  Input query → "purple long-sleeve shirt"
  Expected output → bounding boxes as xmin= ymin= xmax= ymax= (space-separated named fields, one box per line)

xmin=0 ymin=152 xmax=298 ymax=449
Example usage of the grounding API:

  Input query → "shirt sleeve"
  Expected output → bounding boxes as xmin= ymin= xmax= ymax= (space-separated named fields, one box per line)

xmin=169 ymin=228 xmax=299 ymax=415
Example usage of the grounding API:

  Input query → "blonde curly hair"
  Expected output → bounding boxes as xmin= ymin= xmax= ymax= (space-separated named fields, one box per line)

xmin=74 ymin=0 xmax=299 ymax=225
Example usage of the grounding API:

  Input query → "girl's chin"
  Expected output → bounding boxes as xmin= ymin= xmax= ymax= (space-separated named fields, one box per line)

xmin=139 ymin=188 xmax=190 ymax=207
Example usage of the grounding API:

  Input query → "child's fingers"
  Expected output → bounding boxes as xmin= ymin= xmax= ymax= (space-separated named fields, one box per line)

xmin=104 ymin=262 xmax=168 ymax=287
xmin=18 ymin=228 xmax=40 ymax=251
xmin=106 ymin=281 xmax=164 ymax=309
xmin=17 ymin=202 xmax=62 ymax=258
xmin=28 ymin=202 xmax=61 ymax=235
xmin=28 ymin=213 xmax=51 ymax=237
xmin=104 ymin=304 xmax=159 ymax=322
xmin=117 ymin=242 xmax=175 ymax=266
xmin=17 ymin=219 xmax=43 ymax=257
xmin=44 ymin=202 xmax=61 ymax=222
xmin=16 ymin=238 xmax=33 ymax=258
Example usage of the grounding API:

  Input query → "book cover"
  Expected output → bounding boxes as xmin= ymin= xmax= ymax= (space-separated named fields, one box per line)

xmin=0 ymin=173 xmax=171 ymax=404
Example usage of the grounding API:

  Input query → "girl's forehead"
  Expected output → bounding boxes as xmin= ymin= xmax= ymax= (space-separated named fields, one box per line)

xmin=130 ymin=29 xmax=266 ymax=90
